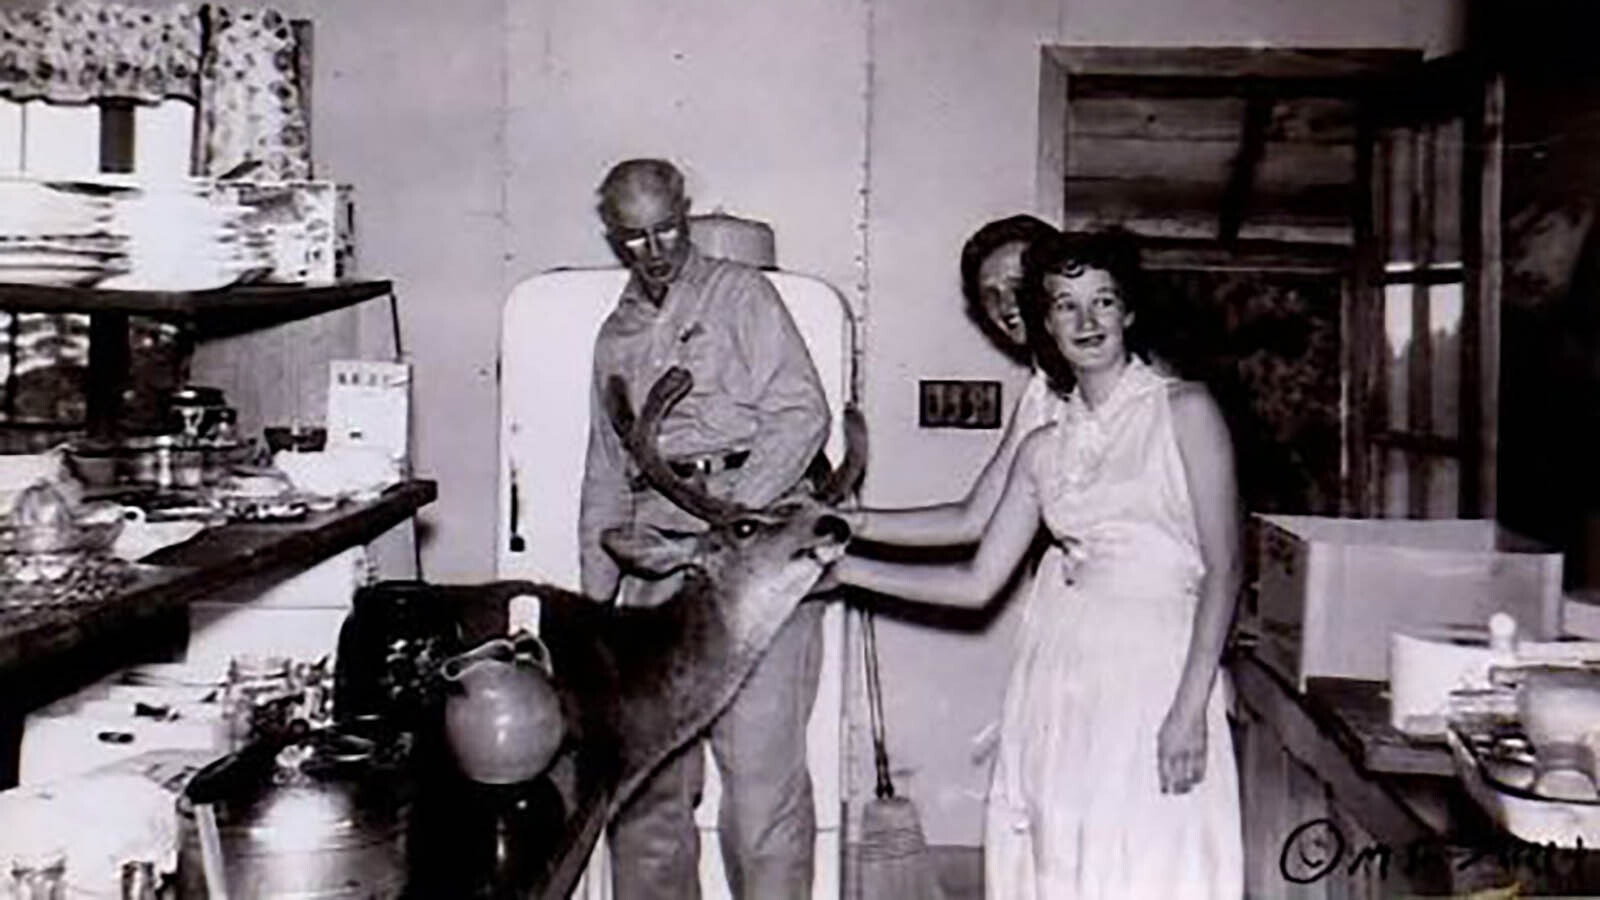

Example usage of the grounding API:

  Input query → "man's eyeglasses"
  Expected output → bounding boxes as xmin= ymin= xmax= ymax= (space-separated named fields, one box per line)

xmin=613 ymin=220 xmax=685 ymax=256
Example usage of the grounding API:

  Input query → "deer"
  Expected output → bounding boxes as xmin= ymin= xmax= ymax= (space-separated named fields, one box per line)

xmin=505 ymin=364 xmax=866 ymax=825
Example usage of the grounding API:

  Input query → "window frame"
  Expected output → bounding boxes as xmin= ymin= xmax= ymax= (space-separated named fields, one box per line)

xmin=1351 ymin=58 xmax=1502 ymax=519
xmin=1037 ymin=47 xmax=1503 ymax=520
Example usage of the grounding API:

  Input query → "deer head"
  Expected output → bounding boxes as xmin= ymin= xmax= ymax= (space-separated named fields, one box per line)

xmin=600 ymin=366 xmax=865 ymax=648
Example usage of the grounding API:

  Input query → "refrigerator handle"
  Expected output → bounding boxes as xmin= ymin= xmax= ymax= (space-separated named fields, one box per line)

xmin=508 ymin=463 xmax=526 ymax=553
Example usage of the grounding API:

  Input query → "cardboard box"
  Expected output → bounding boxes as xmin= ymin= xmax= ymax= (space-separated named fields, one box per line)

xmin=214 ymin=180 xmax=355 ymax=284
xmin=327 ymin=360 xmax=411 ymax=463
xmin=1255 ymin=514 xmax=1565 ymax=689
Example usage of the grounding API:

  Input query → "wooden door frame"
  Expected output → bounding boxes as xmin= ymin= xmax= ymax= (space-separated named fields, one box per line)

xmin=1035 ymin=46 xmax=1502 ymax=519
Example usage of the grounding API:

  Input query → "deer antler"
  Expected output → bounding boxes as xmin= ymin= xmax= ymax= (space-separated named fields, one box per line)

xmin=815 ymin=405 xmax=867 ymax=505
xmin=604 ymin=367 xmax=747 ymax=524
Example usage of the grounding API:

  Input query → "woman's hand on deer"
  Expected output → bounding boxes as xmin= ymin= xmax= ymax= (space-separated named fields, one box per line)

xmin=828 ymin=499 xmax=867 ymax=540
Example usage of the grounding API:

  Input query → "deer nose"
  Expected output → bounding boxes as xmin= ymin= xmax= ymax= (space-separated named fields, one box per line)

xmin=814 ymin=514 xmax=851 ymax=543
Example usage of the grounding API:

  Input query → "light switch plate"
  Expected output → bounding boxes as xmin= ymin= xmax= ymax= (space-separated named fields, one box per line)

xmin=919 ymin=379 xmax=1002 ymax=429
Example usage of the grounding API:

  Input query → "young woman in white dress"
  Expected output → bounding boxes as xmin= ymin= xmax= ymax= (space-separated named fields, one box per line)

xmin=831 ymin=230 xmax=1244 ymax=899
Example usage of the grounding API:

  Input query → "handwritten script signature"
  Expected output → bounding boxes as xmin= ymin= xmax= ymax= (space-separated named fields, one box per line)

xmin=1279 ymin=817 xmax=1587 ymax=884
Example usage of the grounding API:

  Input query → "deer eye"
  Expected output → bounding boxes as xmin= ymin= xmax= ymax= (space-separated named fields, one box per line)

xmin=730 ymin=519 xmax=762 ymax=540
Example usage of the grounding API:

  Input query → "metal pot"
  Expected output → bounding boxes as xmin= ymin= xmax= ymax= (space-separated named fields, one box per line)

xmin=71 ymin=434 xmax=243 ymax=490
xmin=119 ymin=434 xmax=207 ymax=489
xmin=165 ymin=385 xmax=230 ymax=442
xmin=175 ymin=731 xmax=410 ymax=899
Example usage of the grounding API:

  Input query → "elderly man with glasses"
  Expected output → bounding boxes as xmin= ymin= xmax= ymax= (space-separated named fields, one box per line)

xmin=577 ymin=157 xmax=830 ymax=900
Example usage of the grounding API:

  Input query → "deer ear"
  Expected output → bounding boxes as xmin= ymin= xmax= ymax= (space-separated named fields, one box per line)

xmin=602 ymin=524 xmax=700 ymax=577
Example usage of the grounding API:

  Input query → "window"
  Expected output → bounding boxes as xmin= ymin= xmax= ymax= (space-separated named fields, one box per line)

xmin=1040 ymin=48 xmax=1502 ymax=519
xmin=1375 ymin=118 xmax=1467 ymax=517
xmin=1353 ymin=62 xmax=1501 ymax=519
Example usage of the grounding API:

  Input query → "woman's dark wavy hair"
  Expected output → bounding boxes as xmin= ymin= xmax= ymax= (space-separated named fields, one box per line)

xmin=1018 ymin=228 xmax=1150 ymax=394
xmin=958 ymin=214 xmax=1059 ymax=363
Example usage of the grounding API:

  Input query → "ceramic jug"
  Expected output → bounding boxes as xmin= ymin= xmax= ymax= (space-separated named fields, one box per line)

xmin=440 ymin=635 xmax=566 ymax=785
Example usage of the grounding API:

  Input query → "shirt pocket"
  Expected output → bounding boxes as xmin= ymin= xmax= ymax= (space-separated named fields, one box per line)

xmin=673 ymin=320 xmax=722 ymax=380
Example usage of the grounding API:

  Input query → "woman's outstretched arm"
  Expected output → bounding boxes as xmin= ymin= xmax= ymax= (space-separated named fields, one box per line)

xmin=848 ymin=375 xmax=1052 ymax=546
xmin=1158 ymin=382 xmax=1243 ymax=795
xmin=831 ymin=426 xmax=1049 ymax=608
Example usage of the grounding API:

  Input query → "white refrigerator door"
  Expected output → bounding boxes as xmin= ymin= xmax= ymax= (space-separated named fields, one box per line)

xmin=498 ymin=266 xmax=853 ymax=900
xmin=499 ymin=267 xmax=627 ymax=590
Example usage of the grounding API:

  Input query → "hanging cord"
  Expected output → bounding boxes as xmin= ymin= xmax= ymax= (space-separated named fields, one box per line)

xmin=384 ymin=287 xmax=424 ymax=581
xmin=862 ymin=610 xmax=895 ymax=800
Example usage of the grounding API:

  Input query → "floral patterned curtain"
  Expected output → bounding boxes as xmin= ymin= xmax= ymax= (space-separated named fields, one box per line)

xmin=0 ymin=0 xmax=310 ymax=178
xmin=197 ymin=4 xmax=309 ymax=180
xmin=0 ymin=1 xmax=201 ymax=104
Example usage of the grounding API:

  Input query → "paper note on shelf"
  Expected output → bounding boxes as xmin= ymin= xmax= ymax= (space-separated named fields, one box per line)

xmin=326 ymin=360 xmax=410 ymax=463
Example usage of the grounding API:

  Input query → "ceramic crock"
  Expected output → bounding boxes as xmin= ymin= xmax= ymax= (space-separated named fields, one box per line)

xmin=439 ymin=635 xmax=566 ymax=785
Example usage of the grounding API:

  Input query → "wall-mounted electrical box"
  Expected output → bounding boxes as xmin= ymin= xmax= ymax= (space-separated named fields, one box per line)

xmin=919 ymin=379 xmax=1002 ymax=429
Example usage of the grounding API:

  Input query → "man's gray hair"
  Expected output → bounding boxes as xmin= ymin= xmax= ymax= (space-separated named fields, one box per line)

xmin=597 ymin=158 xmax=686 ymax=225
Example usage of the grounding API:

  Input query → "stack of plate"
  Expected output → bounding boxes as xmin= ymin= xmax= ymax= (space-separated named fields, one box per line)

xmin=96 ymin=179 xmax=272 ymax=292
xmin=0 ymin=178 xmax=130 ymax=287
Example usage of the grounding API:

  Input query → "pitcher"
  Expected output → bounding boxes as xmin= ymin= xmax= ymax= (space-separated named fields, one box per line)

xmin=440 ymin=635 xmax=566 ymax=785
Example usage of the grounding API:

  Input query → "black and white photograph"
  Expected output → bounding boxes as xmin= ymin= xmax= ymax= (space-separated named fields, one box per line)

xmin=0 ymin=0 xmax=1599 ymax=897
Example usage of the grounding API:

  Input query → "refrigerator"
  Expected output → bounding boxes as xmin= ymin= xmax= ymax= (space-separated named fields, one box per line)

xmin=498 ymin=264 xmax=855 ymax=900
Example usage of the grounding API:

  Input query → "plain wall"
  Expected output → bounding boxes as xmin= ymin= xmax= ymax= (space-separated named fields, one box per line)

xmin=290 ymin=0 xmax=1464 ymax=845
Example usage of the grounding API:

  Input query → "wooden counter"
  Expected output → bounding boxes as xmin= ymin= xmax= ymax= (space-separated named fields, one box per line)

xmin=1231 ymin=651 xmax=1600 ymax=897
xmin=405 ymin=729 xmax=612 ymax=900
xmin=0 ymin=490 xmax=620 ymax=900
xmin=1298 ymin=676 xmax=1455 ymax=777
xmin=383 ymin=579 xmax=618 ymax=900
xmin=0 ymin=480 xmax=434 ymax=679
xmin=0 ymin=480 xmax=436 ymax=784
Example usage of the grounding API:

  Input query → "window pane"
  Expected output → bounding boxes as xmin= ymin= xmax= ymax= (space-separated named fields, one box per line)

xmin=134 ymin=101 xmax=195 ymax=180
xmin=1430 ymin=282 xmax=1462 ymax=439
xmin=1432 ymin=118 xmax=1463 ymax=262
xmin=1427 ymin=455 xmax=1460 ymax=518
xmin=1385 ymin=128 xmax=1415 ymax=262
xmin=22 ymin=103 xmax=99 ymax=176
xmin=1385 ymin=283 xmax=1411 ymax=429
xmin=1384 ymin=448 xmax=1410 ymax=518
xmin=1379 ymin=448 xmax=1461 ymax=519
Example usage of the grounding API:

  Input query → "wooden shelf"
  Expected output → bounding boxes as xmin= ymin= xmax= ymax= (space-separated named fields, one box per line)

xmin=0 ymin=479 xmax=435 ymax=684
xmin=0 ymin=279 xmax=392 ymax=332
xmin=0 ymin=279 xmax=396 ymax=436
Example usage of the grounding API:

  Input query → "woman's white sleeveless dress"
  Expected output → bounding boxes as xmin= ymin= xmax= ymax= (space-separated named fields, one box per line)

xmin=984 ymin=358 xmax=1243 ymax=899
